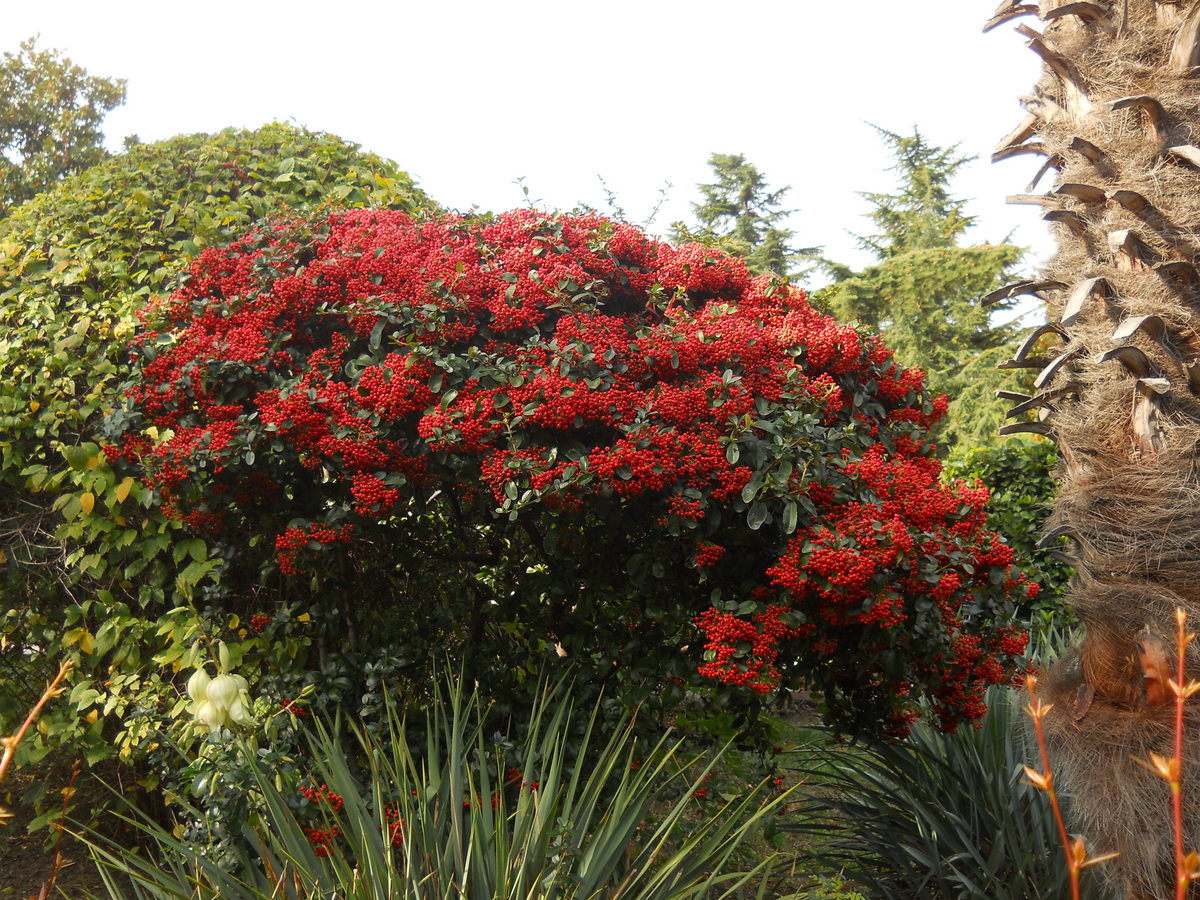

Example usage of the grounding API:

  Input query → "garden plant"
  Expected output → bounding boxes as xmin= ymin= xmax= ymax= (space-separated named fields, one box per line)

xmin=101 ymin=206 xmax=1035 ymax=742
xmin=0 ymin=122 xmax=431 ymax=795
xmin=83 ymin=675 xmax=795 ymax=900
xmin=0 ymin=20 xmax=1126 ymax=898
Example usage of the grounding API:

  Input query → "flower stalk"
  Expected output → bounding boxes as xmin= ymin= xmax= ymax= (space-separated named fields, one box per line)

xmin=1024 ymin=674 xmax=1117 ymax=900
xmin=1168 ymin=609 xmax=1199 ymax=900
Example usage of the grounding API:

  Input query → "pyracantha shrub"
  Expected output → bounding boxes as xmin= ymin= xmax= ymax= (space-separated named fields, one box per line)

xmin=107 ymin=209 xmax=1031 ymax=737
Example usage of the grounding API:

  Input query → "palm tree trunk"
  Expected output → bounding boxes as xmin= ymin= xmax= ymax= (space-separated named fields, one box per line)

xmin=990 ymin=1 xmax=1200 ymax=896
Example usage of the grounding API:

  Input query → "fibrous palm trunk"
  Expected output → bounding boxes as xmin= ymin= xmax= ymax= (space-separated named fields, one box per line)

xmin=989 ymin=2 xmax=1200 ymax=896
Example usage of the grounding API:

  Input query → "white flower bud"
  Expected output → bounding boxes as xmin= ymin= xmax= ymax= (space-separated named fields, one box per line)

xmin=186 ymin=668 xmax=211 ymax=703
xmin=206 ymin=674 xmax=241 ymax=711
xmin=228 ymin=696 xmax=257 ymax=728
xmin=195 ymin=699 xmax=226 ymax=731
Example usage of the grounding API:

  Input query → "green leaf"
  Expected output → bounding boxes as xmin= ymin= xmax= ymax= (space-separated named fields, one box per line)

xmin=782 ymin=500 xmax=799 ymax=535
xmin=741 ymin=471 xmax=764 ymax=504
xmin=62 ymin=445 xmax=94 ymax=470
xmin=746 ymin=502 xmax=770 ymax=531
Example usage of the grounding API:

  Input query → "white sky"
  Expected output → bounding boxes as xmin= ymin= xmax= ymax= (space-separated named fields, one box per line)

xmin=6 ymin=0 xmax=1053 ymax=286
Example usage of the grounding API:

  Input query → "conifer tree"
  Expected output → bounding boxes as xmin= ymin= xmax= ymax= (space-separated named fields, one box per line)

xmin=822 ymin=129 xmax=1025 ymax=449
xmin=673 ymin=152 xmax=817 ymax=280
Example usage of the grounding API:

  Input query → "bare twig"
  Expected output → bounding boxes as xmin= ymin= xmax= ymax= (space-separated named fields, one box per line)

xmin=34 ymin=759 xmax=81 ymax=900
xmin=1168 ymin=609 xmax=1198 ymax=899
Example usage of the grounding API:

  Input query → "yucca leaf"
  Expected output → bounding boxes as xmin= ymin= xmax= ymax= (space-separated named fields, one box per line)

xmin=78 ymin=670 xmax=786 ymax=899
xmin=786 ymin=684 xmax=1075 ymax=899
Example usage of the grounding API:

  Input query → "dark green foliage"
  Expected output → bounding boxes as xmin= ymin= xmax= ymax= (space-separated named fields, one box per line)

xmin=0 ymin=123 xmax=434 ymax=774
xmin=819 ymin=128 xmax=1026 ymax=449
xmin=672 ymin=153 xmax=818 ymax=280
xmin=944 ymin=439 xmax=1073 ymax=620
xmin=0 ymin=38 xmax=126 ymax=215
xmin=787 ymin=685 xmax=1084 ymax=899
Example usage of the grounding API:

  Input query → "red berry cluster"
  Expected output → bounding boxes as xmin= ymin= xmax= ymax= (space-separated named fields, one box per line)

xmin=298 ymin=782 xmax=345 ymax=857
xmin=384 ymin=804 xmax=404 ymax=846
xmin=695 ymin=605 xmax=799 ymax=695
xmin=303 ymin=825 xmax=341 ymax=857
xmin=299 ymin=782 xmax=344 ymax=811
xmin=692 ymin=542 xmax=726 ymax=569
xmin=281 ymin=698 xmax=307 ymax=717
xmin=504 ymin=767 xmax=540 ymax=791
xmin=758 ymin=443 xmax=1037 ymax=729
xmin=111 ymin=208 xmax=1032 ymax=737
xmin=274 ymin=522 xmax=355 ymax=576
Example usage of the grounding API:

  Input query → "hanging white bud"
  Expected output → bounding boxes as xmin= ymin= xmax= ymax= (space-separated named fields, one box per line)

xmin=227 ymin=696 xmax=257 ymax=728
xmin=195 ymin=699 xmax=224 ymax=731
xmin=186 ymin=664 xmax=257 ymax=732
xmin=186 ymin=668 xmax=211 ymax=703
xmin=205 ymin=674 xmax=241 ymax=711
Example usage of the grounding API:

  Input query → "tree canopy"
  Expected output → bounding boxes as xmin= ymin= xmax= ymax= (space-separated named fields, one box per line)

xmin=672 ymin=153 xmax=817 ymax=281
xmin=820 ymin=129 xmax=1026 ymax=448
xmin=0 ymin=38 xmax=126 ymax=216
xmin=0 ymin=121 xmax=432 ymax=479
xmin=0 ymin=122 xmax=433 ymax=771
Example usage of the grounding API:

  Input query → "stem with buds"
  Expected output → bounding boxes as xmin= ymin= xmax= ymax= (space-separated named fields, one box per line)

xmin=34 ymin=759 xmax=80 ymax=900
xmin=1025 ymin=674 xmax=1117 ymax=900
xmin=1168 ymin=609 xmax=1199 ymax=900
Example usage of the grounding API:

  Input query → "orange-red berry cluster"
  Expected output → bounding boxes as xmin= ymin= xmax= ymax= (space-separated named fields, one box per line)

xmin=110 ymin=209 xmax=1033 ymax=737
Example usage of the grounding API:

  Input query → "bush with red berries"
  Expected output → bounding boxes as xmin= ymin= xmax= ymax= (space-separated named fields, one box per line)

xmin=106 ymin=208 xmax=1030 ymax=737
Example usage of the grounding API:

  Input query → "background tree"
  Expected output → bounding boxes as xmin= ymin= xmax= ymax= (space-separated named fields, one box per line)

xmin=820 ymin=128 xmax=1026 ymax=449
xmin=943 ymin=440 xmax=1071 ymax=619
xmin=672 ymin=153 xmax=818 ymax=281
xmin=0 ymin=38 xmax=126 ymax=215
xmin=990 ymin=4 xmax=1200 ymax=895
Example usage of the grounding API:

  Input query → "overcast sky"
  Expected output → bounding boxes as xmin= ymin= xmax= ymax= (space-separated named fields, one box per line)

xmin=6 ymin=0 xmax=1053 ymax=284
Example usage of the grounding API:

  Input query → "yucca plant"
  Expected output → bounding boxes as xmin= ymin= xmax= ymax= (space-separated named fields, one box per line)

xmin=82 ymin=675 xmax=793 ymax=899
xmin=785 ymin=683 xmax=1096 ymax=899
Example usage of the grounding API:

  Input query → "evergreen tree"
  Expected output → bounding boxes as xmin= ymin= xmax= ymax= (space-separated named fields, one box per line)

xmin=821 ymin=128 xmax=1025 ymax=449
xmin=673 ymin=152 xmax=817 ymax=280
xmin=0 ymin=38 xmax=126 ymax=215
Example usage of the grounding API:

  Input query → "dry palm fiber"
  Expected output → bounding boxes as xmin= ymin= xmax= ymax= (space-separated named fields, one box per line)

xmin=992 ymin=1 xmax=1200 ymax=896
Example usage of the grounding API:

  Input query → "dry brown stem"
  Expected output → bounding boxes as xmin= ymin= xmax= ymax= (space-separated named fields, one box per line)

xmin=1026 ymin=673 xmax=1118 ymax=899
xmin=32 ymin=759 xmax=80 ymax=900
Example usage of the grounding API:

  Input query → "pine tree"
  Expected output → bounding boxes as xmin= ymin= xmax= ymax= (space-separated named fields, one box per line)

xmin=0 ymin=38 xmax=126 ymax=215
xmin=822 ymin=128 xmax=1026 ymax=449
xmin=672 ymin=152 xmax=817 ymax=280
xmin=990 ymin=3 xmax=1200 ymax=895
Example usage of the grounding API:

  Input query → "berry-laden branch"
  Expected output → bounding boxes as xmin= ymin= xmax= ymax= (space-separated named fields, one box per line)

xmin=106 ymin=209 xmax=1033 ymax=738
